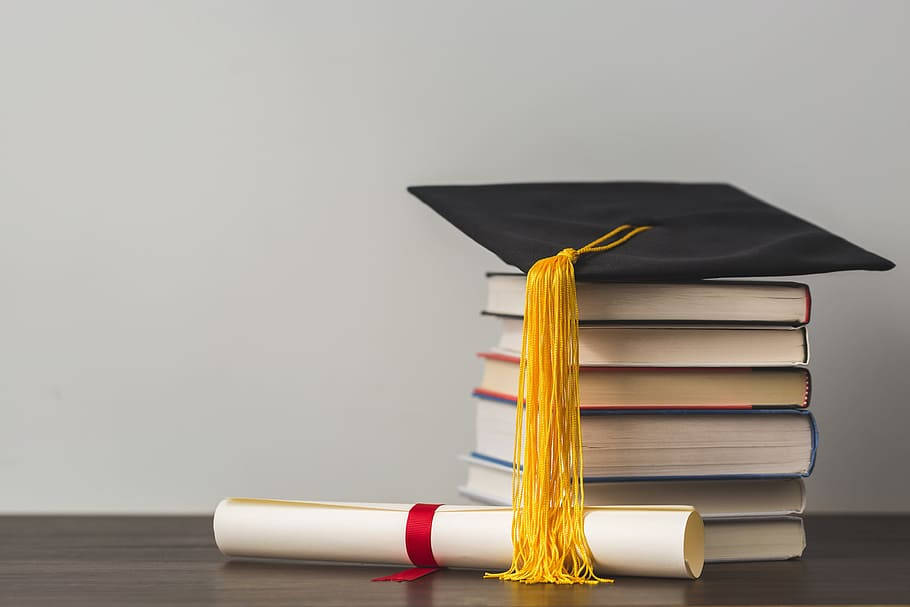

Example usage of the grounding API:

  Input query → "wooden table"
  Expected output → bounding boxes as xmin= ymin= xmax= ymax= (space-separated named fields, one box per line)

xmin=0 ymin=515 xmax=907 ymax=606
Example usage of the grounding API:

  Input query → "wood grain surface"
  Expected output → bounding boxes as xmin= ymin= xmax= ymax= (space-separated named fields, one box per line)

xmin=0 ymin=515 xmax=908 ymax=606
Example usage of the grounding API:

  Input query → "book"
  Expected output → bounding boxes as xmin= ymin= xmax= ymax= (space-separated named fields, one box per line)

xmin=456 ymin=460 xmax=806 ymax=563
xmin=458 ymin=454 xmax=806 ymax=518
xmin=704 ymin=517 xmax=805 ymax=562
xmin=494 ymin=317 xmax=809 ymax=366
xmin=473 ymin=394 xmax=817 ymax=480
xmin=457 ymin=479 xmax=805 ymax=563
xmin=476 ymin=353 xmax=811 ymax=409
xmin=485 ymin=274 xmax=811 ymax=324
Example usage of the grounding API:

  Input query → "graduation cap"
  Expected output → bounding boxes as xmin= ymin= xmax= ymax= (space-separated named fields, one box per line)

xmin=409 ymin=182 xmax=893 ymax=281
xmin=409 ymin=182 xmax=893 ymax=585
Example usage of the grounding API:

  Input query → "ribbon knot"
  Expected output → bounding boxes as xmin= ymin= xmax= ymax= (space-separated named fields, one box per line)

xmin=556 ymin=248 xmax=580 ymax=262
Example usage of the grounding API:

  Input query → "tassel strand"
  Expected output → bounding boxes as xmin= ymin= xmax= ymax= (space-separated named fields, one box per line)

xmin=484 ymin=224 xmax=651 ymax=585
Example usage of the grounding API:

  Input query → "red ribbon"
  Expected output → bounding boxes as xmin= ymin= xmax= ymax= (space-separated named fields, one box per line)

xmin=372 ymin=503 xmax=442 ymax=582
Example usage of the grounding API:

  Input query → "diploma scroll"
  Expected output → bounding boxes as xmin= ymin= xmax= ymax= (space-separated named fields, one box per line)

xmin=214 ymin=498 xmax=704 ymax=579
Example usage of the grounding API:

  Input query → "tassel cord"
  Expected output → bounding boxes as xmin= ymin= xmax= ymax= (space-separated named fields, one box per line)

xmin=484 ymin=224 xmax=651 ymax=585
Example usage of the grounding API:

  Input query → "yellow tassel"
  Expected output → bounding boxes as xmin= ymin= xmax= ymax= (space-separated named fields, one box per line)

xmin=484 ymin=225 xmax=652 ymax=585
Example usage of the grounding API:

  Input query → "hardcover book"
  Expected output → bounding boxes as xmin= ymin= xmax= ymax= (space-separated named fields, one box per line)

xmin=458 ymin=455 xmax=807 ymax=518
xmin=493 ymin=317 xmax=809 ymax=366
xmin=473 ymin=394 xmax=817 ymax=481
xmin=485 ymin=274 xmax=811 ymax=325
xmin=476 ymin=352 xmax=811 ymax=409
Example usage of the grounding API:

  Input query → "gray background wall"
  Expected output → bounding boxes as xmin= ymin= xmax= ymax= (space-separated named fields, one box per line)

xmin=1 ymin=0 xmax=907 ymax=513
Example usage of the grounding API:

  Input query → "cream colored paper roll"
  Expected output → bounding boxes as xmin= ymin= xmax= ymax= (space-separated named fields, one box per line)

xmin=214 ymin=498 xmax=704 ymax=579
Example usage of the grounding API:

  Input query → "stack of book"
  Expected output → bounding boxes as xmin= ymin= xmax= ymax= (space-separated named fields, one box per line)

xmin=460 ymin=274 xmax=815 ymax=563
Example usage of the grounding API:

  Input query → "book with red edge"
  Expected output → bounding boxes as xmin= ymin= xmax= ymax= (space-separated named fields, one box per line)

xmin=476 ymin=352 xmax=811 ymax=410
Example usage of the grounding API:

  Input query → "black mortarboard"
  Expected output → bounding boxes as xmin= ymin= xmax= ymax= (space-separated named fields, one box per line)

xmin=409 ymin=182 xmax=893 ymax=280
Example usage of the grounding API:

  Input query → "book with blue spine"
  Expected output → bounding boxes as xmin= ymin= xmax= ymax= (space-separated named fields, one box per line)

xmin=472 ymin=392 xmax=817 ymax=482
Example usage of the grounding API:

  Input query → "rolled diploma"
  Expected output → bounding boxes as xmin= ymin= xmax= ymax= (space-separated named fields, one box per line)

xmin=214 ymin=498 xmax=704 ymax=579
